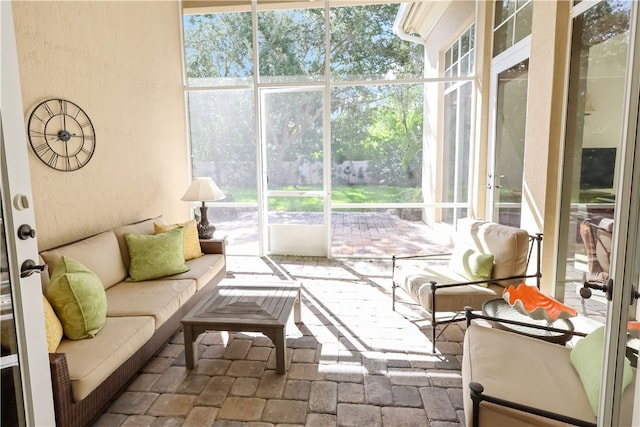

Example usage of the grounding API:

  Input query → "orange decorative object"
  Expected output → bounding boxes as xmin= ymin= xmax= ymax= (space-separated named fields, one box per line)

xmin=503 ymin=283 xmax=578 ymax=322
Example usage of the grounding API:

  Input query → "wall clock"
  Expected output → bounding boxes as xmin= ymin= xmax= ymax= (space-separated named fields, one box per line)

xmin=27 ymin=98 xmax=96 ymax=172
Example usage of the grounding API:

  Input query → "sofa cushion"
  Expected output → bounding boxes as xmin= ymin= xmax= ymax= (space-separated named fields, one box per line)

xmin=456 ymin=218 xmax=530 ymax=287
xmin=113 ymin=216 xmax=162 ymax=271
xmin=154 ymin=220 xmax=203 ymax=261
xmin=46 ymin=257 xmax=107 ymax=340
xmin=125 ymin=227 xmax=190 ymax=281
xmin=56 ymin=316 xmax=155 ymax=401
xmin=105 ymin=279 xmax=196 ymax=327
xmin=169 ymin=253 xmax=226 ymax=290
xmin=40 ymin=231 xmax=127 ymax=290
xmin=394 ymin=262 xmax=502 ymax=311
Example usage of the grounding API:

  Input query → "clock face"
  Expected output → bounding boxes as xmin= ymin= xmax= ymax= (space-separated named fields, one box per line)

xmin=27 ymin=99 xmax=96 ymax=172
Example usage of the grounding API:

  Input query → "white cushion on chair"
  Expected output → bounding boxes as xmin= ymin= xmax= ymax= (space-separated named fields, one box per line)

xmin=394 ymin=262 xmax=503 ymax=312
xmin=456 ymin=219 xmax=530 ymax=286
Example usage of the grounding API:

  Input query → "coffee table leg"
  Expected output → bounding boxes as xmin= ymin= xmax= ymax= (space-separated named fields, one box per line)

xmin=294 ymin=288 xmax=302 ymax=324
xmin=273 ymin=327 xmax=287 ymax=374
xmin=183 ymin=324 xmax=197 ymax=369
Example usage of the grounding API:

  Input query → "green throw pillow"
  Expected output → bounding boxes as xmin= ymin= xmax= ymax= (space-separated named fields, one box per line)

xmin=570 ymin=326 xmax=633 ymax=416
xmin=125 ymin=227 xmax=190 ymax=281
xmin=449 ymin=245 xmax=494 ymax=283
xmin=46 ymin=256 xmax=107 ymax=340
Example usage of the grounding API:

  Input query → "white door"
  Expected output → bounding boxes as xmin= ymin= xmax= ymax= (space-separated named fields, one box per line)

xmin=261 ymin=87 xmax=329 ymax=256
xmin=487 ymin=41 xmax=530 ymax=227
xmin=1 ymin=3 xmax=56 ymax=425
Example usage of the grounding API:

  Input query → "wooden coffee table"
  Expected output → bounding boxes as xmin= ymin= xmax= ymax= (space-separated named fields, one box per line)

xmin=181 ymin=281 xmax=302 ymax=374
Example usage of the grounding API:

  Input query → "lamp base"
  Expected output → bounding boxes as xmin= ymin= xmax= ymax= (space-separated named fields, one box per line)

xmin=198 ymin=204 xmax=215 ymax=240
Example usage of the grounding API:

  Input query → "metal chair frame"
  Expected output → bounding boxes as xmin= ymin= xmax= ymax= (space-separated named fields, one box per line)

xmin=392 ymin=233 xmax=543 ymax=352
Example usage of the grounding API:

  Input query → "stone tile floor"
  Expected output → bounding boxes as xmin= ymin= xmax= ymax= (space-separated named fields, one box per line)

xmin=93 ymin=255 xmax=466 ymax=427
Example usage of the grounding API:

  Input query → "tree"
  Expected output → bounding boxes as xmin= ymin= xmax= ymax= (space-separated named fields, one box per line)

xmin=183 ymin=4 xmax=424 ymax=191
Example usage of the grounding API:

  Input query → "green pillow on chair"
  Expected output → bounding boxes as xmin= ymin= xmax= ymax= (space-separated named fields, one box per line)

xmin=449 ymin=245 xmax=494 ymax=283
xmin=570 ymin=326 xmax=633 ymax=416
xmin=125 ymin=226 xmax=190 ymax=281
xmin=46 ymin=256 xmax=107 ymax=340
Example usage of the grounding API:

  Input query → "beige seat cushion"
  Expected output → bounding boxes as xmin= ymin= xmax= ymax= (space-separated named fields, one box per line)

xmin=105 ymin=279 xmax=196 ymax=327
xmin=169 ymin=253 xmax=226 ymax=290
xmin=40 ymin=231 xmax=127 ymax=290
xmin=394 ymin=262 xmax=502 ymax=312
xmin=462 ymin=324 xmax=637 ymax=427
xmin=56 ymin=316 xmax=154 ymax=401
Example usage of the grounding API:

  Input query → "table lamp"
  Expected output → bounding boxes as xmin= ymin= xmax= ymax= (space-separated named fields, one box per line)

xmin=181 ymin=177 xmax=225 ymax=239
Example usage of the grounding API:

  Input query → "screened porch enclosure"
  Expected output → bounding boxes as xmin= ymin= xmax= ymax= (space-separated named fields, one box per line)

xmin=183 ymin=1 xmax=476 ymax=258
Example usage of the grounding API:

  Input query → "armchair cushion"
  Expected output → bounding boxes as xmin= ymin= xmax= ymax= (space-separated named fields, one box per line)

xmin=395 ymin=262 xmax=503 ymax=311
xmin=456 ymin=218 xmax=530 ymax=286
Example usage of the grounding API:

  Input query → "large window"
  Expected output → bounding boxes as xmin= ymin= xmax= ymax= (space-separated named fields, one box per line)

xmin=493 ymin=0 xmax=532 ymax=57
xmin=442 ymin=25 xmax=474 ymax=224
xmin=183 ymin=2 xmax=475 ymax=256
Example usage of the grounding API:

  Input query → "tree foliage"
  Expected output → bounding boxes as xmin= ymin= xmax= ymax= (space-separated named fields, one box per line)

xmin=184 ymin=4 xmax=424 ymax=190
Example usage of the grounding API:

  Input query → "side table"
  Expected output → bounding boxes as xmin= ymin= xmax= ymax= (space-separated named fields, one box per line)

xmin=482 ymin=298 xmax=575 ymax=345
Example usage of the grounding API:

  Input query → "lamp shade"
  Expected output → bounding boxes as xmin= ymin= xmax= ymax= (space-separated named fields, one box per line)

xmin=181 ymin=177 xmax=225 ymax=202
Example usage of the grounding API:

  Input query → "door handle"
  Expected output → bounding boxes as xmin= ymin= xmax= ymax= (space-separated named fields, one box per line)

xmin=580 ymin=279 xmax=613 ymax=301
xmin=17 ymin=224 xmax=36 ymax=240
xmin=20 ymin=259 xmax=46 ymax=278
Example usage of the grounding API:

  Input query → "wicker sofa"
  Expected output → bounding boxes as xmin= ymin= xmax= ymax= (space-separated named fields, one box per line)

xmin=39 ymin=217 xmax=227 ymax=427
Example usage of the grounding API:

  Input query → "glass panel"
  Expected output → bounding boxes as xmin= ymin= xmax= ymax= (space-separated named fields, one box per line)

xmin=493 ymin=17 xmax=514 ymax=57
xmin=211 ymin=206 xmax=260 ymax=255
xmin=257 ymin=9 xmax=325 ymax=84
xmin=263 ymin=89 xmax=323 ymax=191
xmin=188 ymin=89 xmax=257 ymax=201
xmin=330 ymin=4 xmax=424 ymax=81
xmin=0 ymin=191 xmax=25 ymax=426
xmin=331 ymin=208 xmax=445 ymax=258
xmin=514 ymin=1 xmax=533 ymax=44
xmin=183 ymin=12 xmax=253 ymax=87
xmin=493 ymin=0 xmax=531 ymax=57
xmin=557 ymin=2 xmax=636 ymax=422
xmin=331 ymin=84 xmax=423 ymax=203
xmin=493 ymin=59 xmax=529 ymax=227
xmin=494 ymin=0 xmax=516 ymax=27
xmin=442 ymin=82 xmax=472 ymax=226
xmin=187 ymin=89 xmax=257 ymax=250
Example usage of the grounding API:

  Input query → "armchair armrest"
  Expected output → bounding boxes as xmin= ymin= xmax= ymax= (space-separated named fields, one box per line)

xmin=464 ymin=306 xmax=588 ymax=338
xmin=200 ymin=238 xmax=226 ymax=256
xmin=468 ymin=382 xmax=596 ymax=427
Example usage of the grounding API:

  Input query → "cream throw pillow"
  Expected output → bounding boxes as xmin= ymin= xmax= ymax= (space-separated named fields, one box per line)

xmin=154 ymin=219 xmax=203 ymax=260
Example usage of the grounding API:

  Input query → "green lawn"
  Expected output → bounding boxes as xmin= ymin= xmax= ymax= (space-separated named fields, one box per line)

xmin=223 ymin=185 xmax=422 ymax=211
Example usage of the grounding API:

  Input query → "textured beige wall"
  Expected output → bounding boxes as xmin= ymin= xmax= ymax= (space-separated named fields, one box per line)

xmin=525 ymin=0 xmax=570 ymax=294
xmin=12 ymin=1 xmax=189 ymax=250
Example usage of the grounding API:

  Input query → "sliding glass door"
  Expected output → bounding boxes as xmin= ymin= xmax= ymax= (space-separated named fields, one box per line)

xmin=557 ymin=1 xmax=638 ymax=424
